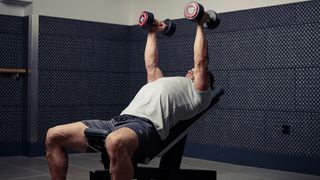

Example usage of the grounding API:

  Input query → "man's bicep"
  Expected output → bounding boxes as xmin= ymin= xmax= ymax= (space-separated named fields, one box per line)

xmin=194 ymin=63 xmax=210 ymax=91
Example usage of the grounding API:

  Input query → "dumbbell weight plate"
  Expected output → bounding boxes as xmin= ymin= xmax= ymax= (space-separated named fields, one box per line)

xmin=204 ymin=10 xmax=220 ymax=29
xmin=162 ymin=19 xmax=176 ymax=36
xmin=138 ymin=11 xmax=154 ymax=29
xmin=184 ymin=2 xmax=204 ymax=22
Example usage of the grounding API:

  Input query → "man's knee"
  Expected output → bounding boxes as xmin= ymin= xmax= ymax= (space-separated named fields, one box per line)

xmin=105 ymin=134 xmax=127 ymax=159
xmin=46 ymin=126 xmax=66 ymax=147
xmin=105 ymin=129 xmax=139 ymax=159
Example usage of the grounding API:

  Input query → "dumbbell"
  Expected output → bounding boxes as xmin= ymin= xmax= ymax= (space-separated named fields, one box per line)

xmin=138 ymin=11 xmax=176 ymax=36
xmin=184 ymin=2 xmax=220 ymax=29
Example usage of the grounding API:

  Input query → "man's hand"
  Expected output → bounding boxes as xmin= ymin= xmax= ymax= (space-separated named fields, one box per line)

xmin=149 ymin=19 xmax=168 ymax=33
xmin=198 ymin=13 xmax=210 ymax=26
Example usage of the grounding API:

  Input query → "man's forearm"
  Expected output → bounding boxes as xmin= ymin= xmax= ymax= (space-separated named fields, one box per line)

xmin=145 ymin=32 xmax=158 ymax=69
xmin=144 ymin=31 xmax=163 ymax=82
xmin=194 ymin=25 xmax=208 ymax=68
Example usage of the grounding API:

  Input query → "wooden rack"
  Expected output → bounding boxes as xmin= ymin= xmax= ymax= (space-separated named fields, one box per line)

xmin=0 ymin=68 xmax=27 ymax=74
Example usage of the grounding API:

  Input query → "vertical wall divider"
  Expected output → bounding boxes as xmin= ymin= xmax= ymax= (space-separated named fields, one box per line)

xmin=25 ymin=15 xmax=39 ymax=156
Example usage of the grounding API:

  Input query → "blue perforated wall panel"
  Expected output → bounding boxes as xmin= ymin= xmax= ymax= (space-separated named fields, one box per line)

xmin=1 ymin=0 xmax=319 ymax=175
xmin=186 ymin=1 xmax=320 ymax=159
xmin=38 ymin=16 xmax=131 ymax=141
xmin=129 ymin=1 xmax=320 ymax=175
xmin=0 ymin=15 xmax=27 ymax=148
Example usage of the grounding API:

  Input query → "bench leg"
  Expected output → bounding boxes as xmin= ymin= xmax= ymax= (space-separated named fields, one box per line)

xmin=89 ymin=136 xmax=216 ymax=180
xmin=159 ymin=136 xmax=187 ymax=180
xmin=89 ymin=170 xmax=110 ymax=180
xmin=177 ymin=169 xmax=216 ymax=179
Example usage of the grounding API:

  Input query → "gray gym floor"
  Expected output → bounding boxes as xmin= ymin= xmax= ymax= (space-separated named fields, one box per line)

xmin=0 ymin=153 xmax=319 ymax=180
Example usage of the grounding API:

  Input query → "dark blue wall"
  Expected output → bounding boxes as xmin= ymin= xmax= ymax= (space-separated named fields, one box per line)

xmin=129 ymin=1 xmax=320 ymax=175
xmin=185 ymin=1 xmax=320 ymax=175
xmin=0 ymin=15 xmax=28 ymax=155
xmin=37 ymin=16 xmax=131 ymax=141
xmin=0 ymin=0 xmax=319 ymax=176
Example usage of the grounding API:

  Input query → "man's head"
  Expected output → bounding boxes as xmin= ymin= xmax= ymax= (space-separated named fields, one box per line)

xmin=185 ymin=68 xmax=195 ymax=80
xmin=185 ymin=69 xmax=215 ymax=89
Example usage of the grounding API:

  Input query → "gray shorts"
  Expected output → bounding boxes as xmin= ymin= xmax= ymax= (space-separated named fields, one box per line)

xmin=82 ymin=115 xmax=162 ymax=163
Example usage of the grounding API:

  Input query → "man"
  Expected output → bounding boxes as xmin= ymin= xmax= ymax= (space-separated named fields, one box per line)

xmin=46 ymin=14 xmax=214 ymax=180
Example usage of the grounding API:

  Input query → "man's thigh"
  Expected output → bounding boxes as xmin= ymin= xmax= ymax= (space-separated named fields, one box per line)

xmin=113 ymin=116 xmax=162 ymax=163
xmin=51 ymin=122 xmax=89 ymax=152
xmin=82 ymin=116 xmax=162 ymax=162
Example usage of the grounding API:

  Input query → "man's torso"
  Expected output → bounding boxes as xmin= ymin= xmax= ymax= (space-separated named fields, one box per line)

xmin=121 ymin=76 xmax=213 ymax=139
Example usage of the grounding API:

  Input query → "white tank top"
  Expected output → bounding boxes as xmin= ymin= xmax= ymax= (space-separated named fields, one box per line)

xmin=121 ymin=77 xmax=213 ymax=140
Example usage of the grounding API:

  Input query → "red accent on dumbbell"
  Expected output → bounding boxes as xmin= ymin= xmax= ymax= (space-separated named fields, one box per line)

xmin=184 ymin=2 xmax=200 ymax=20
xmin=138 ymin=11 xmax=148 ymax=27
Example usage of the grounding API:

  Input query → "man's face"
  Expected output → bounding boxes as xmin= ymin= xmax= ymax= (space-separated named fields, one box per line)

xmin=185 ymin=68 xmax=195 ymax=80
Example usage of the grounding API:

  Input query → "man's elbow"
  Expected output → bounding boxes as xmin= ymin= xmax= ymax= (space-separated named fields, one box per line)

xmin=145 ymin=63 xmax=155 ymax=72
xmin=194 ymin=59 xmax=208 ymax=69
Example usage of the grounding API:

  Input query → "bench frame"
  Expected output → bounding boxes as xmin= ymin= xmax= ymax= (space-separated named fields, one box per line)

xmin=85 ymin=87 xmax=224 ymax=180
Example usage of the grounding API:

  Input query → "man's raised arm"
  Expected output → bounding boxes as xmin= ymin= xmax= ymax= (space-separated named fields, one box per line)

xmin=144 ymin=20 xmax=165 ymax=83
xmin=193 ymin=15 xmax=211 ymax=91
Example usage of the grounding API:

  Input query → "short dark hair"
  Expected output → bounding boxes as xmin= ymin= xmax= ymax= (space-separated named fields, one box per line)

xmin=209 ymin=71 xmax=215 ymax=89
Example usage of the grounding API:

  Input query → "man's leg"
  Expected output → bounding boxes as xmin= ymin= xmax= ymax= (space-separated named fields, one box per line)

xmin=105 ymin=127 xmax=139 ymax=180
xmin=45 ymin=122 xmax=88 ymax=180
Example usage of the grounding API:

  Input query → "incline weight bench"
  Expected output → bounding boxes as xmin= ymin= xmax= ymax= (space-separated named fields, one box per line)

xmin=84 ymin=87 xmax=224 ymax=180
